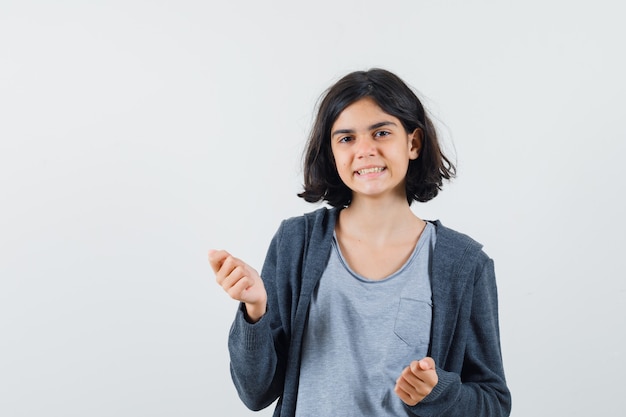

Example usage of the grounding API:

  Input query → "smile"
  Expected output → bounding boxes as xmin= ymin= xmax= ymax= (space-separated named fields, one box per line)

xmin=356 ymin=167 xmax=385 ymax=175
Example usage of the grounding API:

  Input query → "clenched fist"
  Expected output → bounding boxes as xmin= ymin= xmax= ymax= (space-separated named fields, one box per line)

xmin=394 ymin=357 xmax=438 ymax=406
xmin=208 ymin=249 xmax=267 ymax=322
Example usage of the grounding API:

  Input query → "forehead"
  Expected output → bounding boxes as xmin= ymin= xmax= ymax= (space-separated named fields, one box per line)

xmin=332 ymin=97 xmax=398 ymax=129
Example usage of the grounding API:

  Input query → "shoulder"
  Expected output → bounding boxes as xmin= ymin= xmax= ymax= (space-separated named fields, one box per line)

xmin=429 ymin=221 xmax=496 ymax=293
xmin=279 ymin=206 xmax=339 ymax=236
xmin=430 ymin=220 xmax=490 ymax=265
xmin=264 ymin=206 xmax=338 ymax=272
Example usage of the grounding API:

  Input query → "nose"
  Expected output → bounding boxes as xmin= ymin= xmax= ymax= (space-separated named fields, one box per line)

xmin=355 ymin=135 xmax=377 ymax=158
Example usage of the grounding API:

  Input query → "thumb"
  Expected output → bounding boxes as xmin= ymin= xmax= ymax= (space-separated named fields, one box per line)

xmin=208 ymin=249 xmax=230 ymax=273
xmin=418 ymin=357 xmax=436 ymax=371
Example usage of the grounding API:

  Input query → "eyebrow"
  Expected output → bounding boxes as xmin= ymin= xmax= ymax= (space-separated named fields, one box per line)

xmin=331 ymin=121 xmax=397 ymax=137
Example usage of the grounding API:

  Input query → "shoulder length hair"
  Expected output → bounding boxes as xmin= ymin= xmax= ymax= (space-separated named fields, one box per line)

xmin=298 ymin=68 xmax=456 ymax=207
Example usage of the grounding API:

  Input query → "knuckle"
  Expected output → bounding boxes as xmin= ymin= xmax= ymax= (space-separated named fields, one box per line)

xmin=223 ymin=256 xmax=233 ymax=268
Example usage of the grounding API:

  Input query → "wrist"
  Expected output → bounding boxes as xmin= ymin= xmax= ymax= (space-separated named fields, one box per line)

xmin=244 ymin=301 xmax=266 ymax=323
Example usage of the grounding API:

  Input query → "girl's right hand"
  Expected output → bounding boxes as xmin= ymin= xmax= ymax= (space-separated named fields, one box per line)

xmin=208 ymin=249 xmax=267 ymax=322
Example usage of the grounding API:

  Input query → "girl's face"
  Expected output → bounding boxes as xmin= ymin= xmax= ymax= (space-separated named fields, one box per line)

xmin=330 ymin=97 xmax=421 ymax=203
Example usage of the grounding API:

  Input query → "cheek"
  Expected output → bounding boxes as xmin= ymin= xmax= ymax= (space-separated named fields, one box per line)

xmin=335 ymin=160 xmax=352 ymax=179
xmin=336 ymin=162 xmax=348 ymax=176
xmin=339 ymin=160 xmax=353 ymax=173
xmin=332 ymin=153 xmax=346 ymax=169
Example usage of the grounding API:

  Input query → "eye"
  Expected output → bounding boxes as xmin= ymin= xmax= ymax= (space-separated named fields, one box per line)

xmin=338 ymin=136 xmax=354 ymax=143
xmin=374 ymin=130 xmax=391 ymax=138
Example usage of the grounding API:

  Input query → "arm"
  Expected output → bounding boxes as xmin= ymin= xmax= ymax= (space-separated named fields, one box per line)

xmin=404 ymin=257 xmax=512 ymax=417
xmin=209 ymin=224 xmax=290 ymax=411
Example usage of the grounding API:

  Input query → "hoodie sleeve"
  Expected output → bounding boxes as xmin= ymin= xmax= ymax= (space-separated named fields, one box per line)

xmin=227 ymin=221 xmax=290 ymax=411
xmin=409 ymin=256 xmax=512 ymax=417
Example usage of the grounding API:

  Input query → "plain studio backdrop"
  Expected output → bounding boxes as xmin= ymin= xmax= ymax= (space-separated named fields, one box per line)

xmin=1 ymin=1 xmax=624 ymax=416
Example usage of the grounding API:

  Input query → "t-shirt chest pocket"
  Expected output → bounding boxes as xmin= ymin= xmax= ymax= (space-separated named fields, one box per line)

xmin=393 ymin=297 xmax=432 ymax=348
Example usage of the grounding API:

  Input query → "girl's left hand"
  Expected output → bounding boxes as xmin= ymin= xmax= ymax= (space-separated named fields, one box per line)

xmin=394 ymin=357 xmax=438 ymax=406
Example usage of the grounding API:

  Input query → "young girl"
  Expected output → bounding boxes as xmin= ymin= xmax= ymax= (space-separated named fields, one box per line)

xmin=208 ymin=68 xmax=511 ymax=416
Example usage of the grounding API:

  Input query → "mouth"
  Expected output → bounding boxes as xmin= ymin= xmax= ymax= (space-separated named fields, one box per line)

xmin=355 ymin=167 xmax=385 ymax=175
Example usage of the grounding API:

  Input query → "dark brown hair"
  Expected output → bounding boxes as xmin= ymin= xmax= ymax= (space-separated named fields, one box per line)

xmin=298 ymin=68 xmax=455 ymax=207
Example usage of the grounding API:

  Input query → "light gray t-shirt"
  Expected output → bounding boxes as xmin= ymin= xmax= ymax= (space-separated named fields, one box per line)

xmin=295 ymin=223 xmax=436 ymax=416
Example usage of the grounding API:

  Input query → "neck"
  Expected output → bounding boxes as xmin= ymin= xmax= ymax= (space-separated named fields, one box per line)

xmin=338 ymin=195 xmax=423 ymax=243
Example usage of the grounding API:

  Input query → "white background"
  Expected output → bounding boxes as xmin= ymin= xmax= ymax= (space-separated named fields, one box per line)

xmin=1 ymin=1 xmax=624 ymax=416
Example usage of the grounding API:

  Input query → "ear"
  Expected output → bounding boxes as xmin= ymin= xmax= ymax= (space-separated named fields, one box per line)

xmin=408 ymin=128 xmax=423 ymax=160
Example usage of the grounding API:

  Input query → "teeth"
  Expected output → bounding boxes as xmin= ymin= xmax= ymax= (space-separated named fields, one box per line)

xmin=357 ymin=167 xmax=384 ymax=175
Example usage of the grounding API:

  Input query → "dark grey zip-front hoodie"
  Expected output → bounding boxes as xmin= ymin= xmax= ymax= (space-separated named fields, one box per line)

xmin=227 ymin=207 xmax=511 ymax=417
